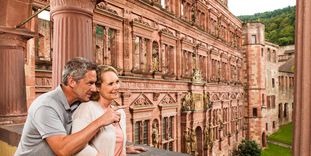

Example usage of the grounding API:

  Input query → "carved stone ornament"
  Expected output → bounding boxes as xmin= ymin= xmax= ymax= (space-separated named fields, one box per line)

xmin=153 ymin=92 xmax=160 ymax=101
xmin=96 ymin=1 xmax=118 ymax=15
xmin=182 ymin=92 xmax=193 ymax=111
xmin=160 ymin=94 xmax=175 ymax=105
xmin=192 ymin=68 xmax=203 ymax=83
xmin=132 ymin=94 xmax=153 ymax=107
xmin=160 ymin=27 xmax=175 ymax=37
xmin=133 ymin=16 xmax=150 ymax=27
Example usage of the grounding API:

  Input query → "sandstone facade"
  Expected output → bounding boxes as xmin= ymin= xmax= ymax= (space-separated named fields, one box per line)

xmin=0 ymin=0 xmax=295 ymax=156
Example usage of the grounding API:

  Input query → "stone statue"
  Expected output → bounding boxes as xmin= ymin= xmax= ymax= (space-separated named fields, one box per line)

xmin=152 ymin=122 xmax=159 ymax=148
xmin=182 ymin=92 xmax=192 ymax=111
xmin=203 ymin=126 xmax=210 ymax=148
xmin=218 ymin=111 xmax=223 ymax=128
xmin=184 ymin=128 xmax=191 ymax=154
xmin=190 ymin=129 xmax=197 ymax=155
xmin=204 ymin=92 xmax=212 ymax=109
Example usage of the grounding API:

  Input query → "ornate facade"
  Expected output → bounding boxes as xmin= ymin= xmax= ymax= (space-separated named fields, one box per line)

xmin=21 ymin=0 xmax=245 ymax=155
xmin=1 ymin=0 xmax=296 ymax=156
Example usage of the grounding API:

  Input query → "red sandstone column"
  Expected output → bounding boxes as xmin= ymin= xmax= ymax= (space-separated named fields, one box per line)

xmin=293 ymin=1 xmax=311 ymax=156
xmin=0 ymin=0 xmax=32 ymax=124
xmin=50 ymin=0 xmax=99 ymax=87
xmin=0 ymin=31 xmax=32 ymax=124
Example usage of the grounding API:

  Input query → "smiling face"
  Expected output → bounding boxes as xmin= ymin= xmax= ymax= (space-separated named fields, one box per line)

xmin=71 ymin=70 xmax=97 ymax=102
xmin=98 ymin=71 xmax=120 ymax=101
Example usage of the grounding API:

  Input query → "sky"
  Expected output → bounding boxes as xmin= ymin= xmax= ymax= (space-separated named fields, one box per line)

xmin=228 ymin=0 xmax=296 ymax=16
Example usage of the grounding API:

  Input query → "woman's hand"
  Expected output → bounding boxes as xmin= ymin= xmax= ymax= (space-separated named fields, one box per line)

xmin=126 ymin=145 xmax=147 ymax=154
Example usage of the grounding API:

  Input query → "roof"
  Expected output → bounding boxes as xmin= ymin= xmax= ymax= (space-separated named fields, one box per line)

xmin=279 ymin=57 xmax=295 ymax=73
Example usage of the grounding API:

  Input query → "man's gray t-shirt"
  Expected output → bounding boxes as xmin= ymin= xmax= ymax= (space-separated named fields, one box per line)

xmin=15 ymin=85 xmax=73 ymax=156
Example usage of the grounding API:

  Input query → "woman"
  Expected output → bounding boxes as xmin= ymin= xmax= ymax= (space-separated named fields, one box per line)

xmin=72 ymin=65 xmax=146 ymax=156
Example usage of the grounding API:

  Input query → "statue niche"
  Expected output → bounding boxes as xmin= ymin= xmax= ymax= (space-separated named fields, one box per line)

xmin=151 ymin=121 xmax=159 ymax=147
xmin=184 ymin=128 xmax=191 ymax=154
xmin=182 ymin=92 xmax=193 ymax=111
xmin=203 ymin=92 xmax=212 ymax=110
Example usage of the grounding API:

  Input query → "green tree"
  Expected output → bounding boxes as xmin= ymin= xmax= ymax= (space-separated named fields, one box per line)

xmin=233 ymin=139 xmax=261 ymax=156
xmin=238 ymin=6 xmax=296 ymax=46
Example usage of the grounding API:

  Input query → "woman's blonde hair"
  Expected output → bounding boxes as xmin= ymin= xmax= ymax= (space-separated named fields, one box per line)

xmin=91 ymin=65 xmax=118 ymax=101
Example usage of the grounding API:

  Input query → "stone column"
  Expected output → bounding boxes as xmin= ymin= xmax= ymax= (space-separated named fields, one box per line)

xmin=0 ymin=30 xmax=33 ymax=124
xmin=50 ymin=0 xmax=99 ymax=87
xmin=0 ymin=0 xmax=33 ymax=124
xmin=293 ymin=1 xmax=311 ymax=156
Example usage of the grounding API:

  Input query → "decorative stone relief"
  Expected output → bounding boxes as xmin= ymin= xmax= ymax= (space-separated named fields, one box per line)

xmin=211 ymin=93 xmax=220 ymax=101
xmin=192 ymin=68 xmax=203 ymax=83
xmin=230 ymin=93 xmax=237 ymax=100
xmin=153 ymin=92 xmax=160 ymax=101
xmin=159 ymin=94 xmax=175 ymax=105
xmin=160 ymin=27 xmax=175 ymax=37
xmin=96 ymin=1 xmax=118 ymax=15
xmin=133 ymin=16 xmax=150 ymax=27
xmin=132 ymin=94 xmax=153 ymax=107
xmin=221 ymin=92 xmax=229 ymax=100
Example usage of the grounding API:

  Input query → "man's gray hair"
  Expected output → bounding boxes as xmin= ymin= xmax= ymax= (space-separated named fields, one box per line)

xmin=62 ymin=57 xmax=97 ymax=85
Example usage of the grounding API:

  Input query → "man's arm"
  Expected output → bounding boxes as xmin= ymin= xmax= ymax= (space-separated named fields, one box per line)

xmin=45 ymin=106 xmax=124 ymax=156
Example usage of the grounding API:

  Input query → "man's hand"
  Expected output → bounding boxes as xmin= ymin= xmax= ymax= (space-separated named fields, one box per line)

xmin=126 ymin=145 xmax=147 ymax=154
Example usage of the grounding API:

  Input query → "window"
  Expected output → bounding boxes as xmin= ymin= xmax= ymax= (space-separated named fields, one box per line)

xmin=272 ymin=78 xmax=275 ymax=88
xmin=162 ymin=117 xmax=167 ymax=140
xmin=271 ymin=95 xmax=276 ymax=108
xmin=261 ymin=48 xmax=264 ymax=57
xmin=143 ymin=120 xmax=149 ymax=144
xmin=134 ymin=120 xmax=149 ymax=145
xmin=272 ymin=50 xmax=277 ymax=63
xmin=272 ymin=121 xmax=276 ymax=129
xmin=162 ymin=116 xmax=175 ymax=151
xmin=251 ymin=35 xmax=257 ymax=44
xmin=267 ymin=48 xmax=271 ymax=62
xmin=95 ymin=25 xmax=117 ymax=66
xmin=278 ymin=103 xmax=282 ymax=119
xmin=134 ymin=121 xmax=141 ymax=144
xmin=266 ymin=123 xmax=268 ymax=131
xmin=35 ymin=8 xmax=52 ymax=62
xmin=267 ymin=96 xmax=271 ymax=109
xmin=132 ymin=36 xmax=149 ymax=72
xmin=252 ymin=108 xmax=258 ymax=117
xmin=262 ymin=94 xmax=265 ymax=106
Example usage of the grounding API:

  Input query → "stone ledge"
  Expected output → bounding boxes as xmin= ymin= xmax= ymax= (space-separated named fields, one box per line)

xmin=0 ymin=124 xmax=189 ymax=156
xmin=0 ymin=124 xmax=23 ymax=147
xmin=127 ymin=145 xmax=190 ymax=156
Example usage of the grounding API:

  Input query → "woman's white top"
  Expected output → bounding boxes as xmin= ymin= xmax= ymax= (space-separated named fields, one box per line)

xmin=72 ymin=101 xmax=126 ymax=156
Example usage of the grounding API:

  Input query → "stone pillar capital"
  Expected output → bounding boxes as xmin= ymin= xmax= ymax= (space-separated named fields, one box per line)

xmin=50 ymin=0 xmax=101 ymax=15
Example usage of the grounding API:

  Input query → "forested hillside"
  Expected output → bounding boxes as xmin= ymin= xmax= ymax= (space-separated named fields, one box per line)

xmin=238 ymin=6 xmax=295 ymax=46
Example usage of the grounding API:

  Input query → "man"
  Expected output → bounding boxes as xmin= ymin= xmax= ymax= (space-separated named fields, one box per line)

xmin=15 ymin=57 xmax=123 ymax=156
